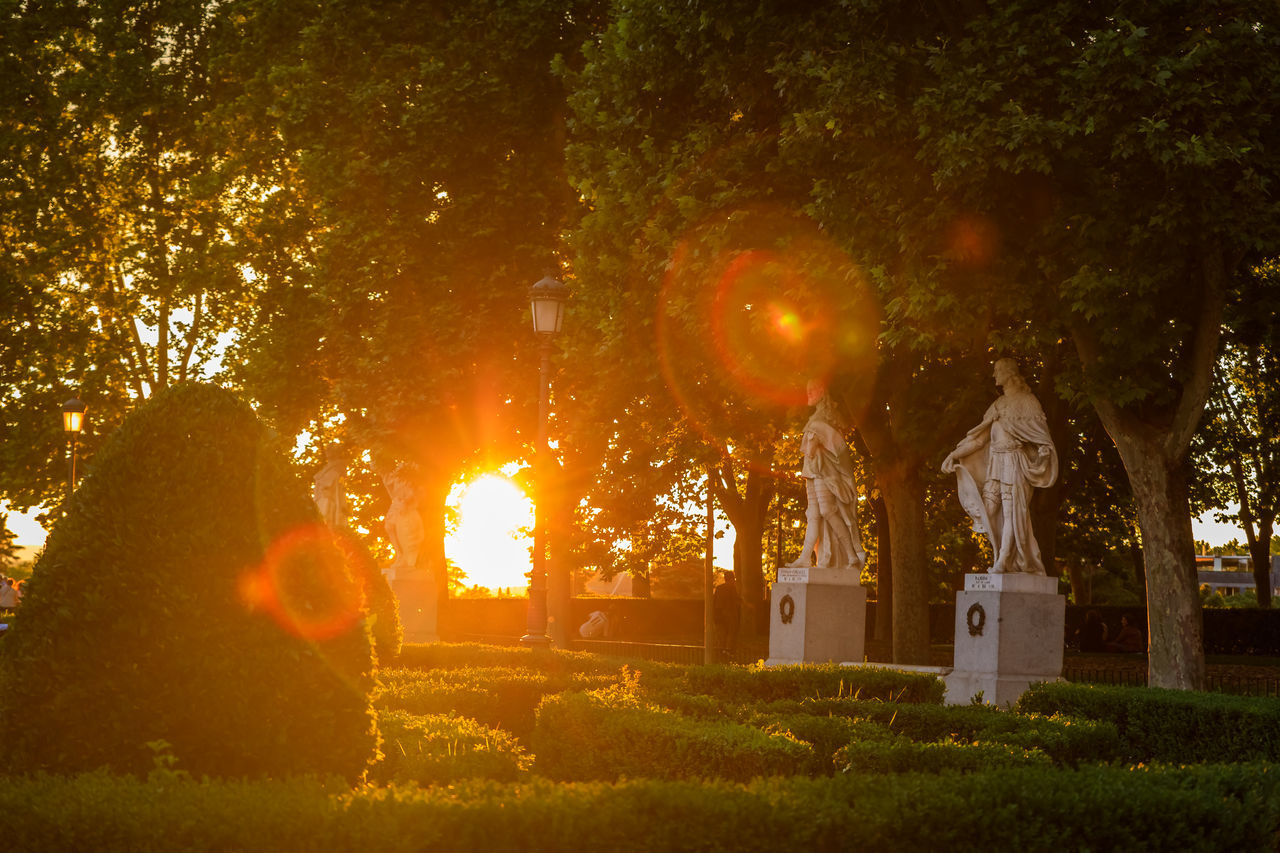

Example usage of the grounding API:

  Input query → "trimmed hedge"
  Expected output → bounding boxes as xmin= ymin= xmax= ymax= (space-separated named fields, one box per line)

xmin=374 ymin=666 xmax=619 ymax=739
xmin=372 ymin=710 xmax=530 ymax=785
xmin=531 ymin=689 xmax=814 ymax=782
xmin=648 ymin=662 xmax=944 ymax=705
xmin=1017 ymin=681 xmax=1280 ymax=763
xmin=0 ymin=764 xmax=1276 ymax=852
xmin=0 ymin=383 xmax=376 ymax=780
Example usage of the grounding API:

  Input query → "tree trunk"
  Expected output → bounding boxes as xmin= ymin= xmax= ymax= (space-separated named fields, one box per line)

xmin=1111 ymin=433 xmax=1206 ymax=690
xmin=879 ymin=463 xmax=930 ymax=664
xmin=872 ymin=494 xmax=892 ymax=644
xmin=1065 ymin=563 xmax=1091 ymax=605
xmin=730 ymin=469 xmax=769 ymax=640
xmin=1250 ymin=518 xmax=1274 ymax=609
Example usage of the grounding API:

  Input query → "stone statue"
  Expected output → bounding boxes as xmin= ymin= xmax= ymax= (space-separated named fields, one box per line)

xmin=788 ymin=381 xmax=867 ymax=570
xmin=311 ymin=444 xmax=348 ymax=529
xmin=941 ymin=358 xmax=1058 ymax=574
xmin=381 ymin=462 xmax=425 ymax=573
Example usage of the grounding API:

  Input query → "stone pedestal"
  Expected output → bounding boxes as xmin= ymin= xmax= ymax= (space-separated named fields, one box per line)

xmin=944 ymin=572 xmax=1064 ymax=707
xmin=766 ymin=566 xmax=867 ymax=666
xmin=391 ymin=570 xmax=439 ymax=644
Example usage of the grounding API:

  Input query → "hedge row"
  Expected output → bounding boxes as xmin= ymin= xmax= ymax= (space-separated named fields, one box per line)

xmin=374 ymin=666 xmax=619 ymax=739
xmin=643 ymin=662 xmax=944 ymax=706
xmin=2 ymin=765 xmax=1276 ymax=852
xmin=751 ymin=702 xmax=1121 ymax=769
xmin=1017 ymin=682 xmax=1280 ymax=763
xmin=373 ymin=710 xmax=531 ymax=786
xmin=531 ymin=689 xmax=815 ymax=781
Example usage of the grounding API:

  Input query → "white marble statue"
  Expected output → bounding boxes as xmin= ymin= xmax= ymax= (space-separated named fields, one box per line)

xmin=788 ymin=381 xmax=866 ymax=570
xmin=312 ymin=444 xmax=348 ymax=529
xmin=381 ymin=462 xmax=426 ymax=572
xmin=941 ymin=358 xmax=1058 ymax=574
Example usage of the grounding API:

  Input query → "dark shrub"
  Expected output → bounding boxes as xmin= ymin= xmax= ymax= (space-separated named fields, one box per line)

xmin=0 ymin=383 xmax=377 ymax=779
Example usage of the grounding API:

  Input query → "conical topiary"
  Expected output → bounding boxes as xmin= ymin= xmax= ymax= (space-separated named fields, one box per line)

xmin=0 ymin=383 xmax=378 ymax=779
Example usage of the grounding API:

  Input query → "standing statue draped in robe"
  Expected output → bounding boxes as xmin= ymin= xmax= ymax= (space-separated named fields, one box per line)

xmin=788 ymin=383 xmax=866 ymax=570
xmin=381 ymin=462 xmax=425 ymax=573
xmin=941 ymin=358 xmax=1058 ymax=574
xmin=312 ymin=444 xmax=348 ymax=529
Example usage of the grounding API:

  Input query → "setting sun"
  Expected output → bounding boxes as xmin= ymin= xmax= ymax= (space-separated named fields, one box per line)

xmin=445 ymin=474 xmax=534 ymax=592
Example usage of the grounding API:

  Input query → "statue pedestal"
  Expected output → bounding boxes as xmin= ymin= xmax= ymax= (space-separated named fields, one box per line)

xmin=944 ymin=572 xmax=1064 ymax=707
xmin=766 ymin=566 xmax=867 ymax=666
xmin=391 ymin=569 xmax=439 ymax=644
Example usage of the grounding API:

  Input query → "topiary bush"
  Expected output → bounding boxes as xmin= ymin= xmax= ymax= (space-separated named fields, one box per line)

xmin=0 ymin=383 xmax=378 ymax=779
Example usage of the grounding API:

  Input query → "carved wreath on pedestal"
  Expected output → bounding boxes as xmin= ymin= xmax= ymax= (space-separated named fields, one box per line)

xmin=966 ymin=602 xmax=986 ymax=637
xmin=779 ymin=595 xmax=796 ymax=624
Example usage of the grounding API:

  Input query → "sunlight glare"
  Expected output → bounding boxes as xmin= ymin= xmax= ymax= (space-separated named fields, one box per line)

xmin=446 ymin=474 xmax=534 ymax=592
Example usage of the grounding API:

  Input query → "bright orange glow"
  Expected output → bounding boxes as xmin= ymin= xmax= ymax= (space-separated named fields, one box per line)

xmin=446 ymin=474 xmax=534 ymax=592
xmin=239 ymin=525 xmax=364 ymax=641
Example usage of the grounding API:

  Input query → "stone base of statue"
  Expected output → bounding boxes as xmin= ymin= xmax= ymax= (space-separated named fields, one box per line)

xmin=765 ymin=565 xmax=867 ymax=666
xmin=391 ymin=567 xmax=439 ymax=644
xmin=944 ymin=572 xmax=1064 ymax=707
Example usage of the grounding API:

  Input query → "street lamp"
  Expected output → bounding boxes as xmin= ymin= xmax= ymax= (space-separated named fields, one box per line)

xmin=62 ymin=397 xmax=87 ymax=502
xmin=522 ymin=275 xmax=567 ymax=648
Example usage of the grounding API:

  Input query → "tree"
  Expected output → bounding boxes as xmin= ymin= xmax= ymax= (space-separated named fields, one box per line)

xmin=562 ymin=0 xmax=1049 ymax=663
xmin=920 ymin=0 xmax=1280 ymax=688
xmin=0 ymin=0 xmax=254 ymax=514
xmin=222 ymin=0 xmax=603 ymax=592
xmin=1192 ymin=260 xmax=1280 ymax=607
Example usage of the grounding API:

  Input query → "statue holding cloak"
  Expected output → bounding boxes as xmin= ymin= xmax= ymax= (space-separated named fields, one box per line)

xmin=941 ymin=358 xmax=1058 ymax=574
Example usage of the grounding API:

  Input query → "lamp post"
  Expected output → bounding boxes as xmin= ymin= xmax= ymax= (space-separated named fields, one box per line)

xmin=521 ymin=275 xmax=567 ymax=648
xmin=62 ymin=397 xmax=87 ymax=504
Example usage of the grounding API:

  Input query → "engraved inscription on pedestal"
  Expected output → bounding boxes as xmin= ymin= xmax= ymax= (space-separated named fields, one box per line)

xmin=778 ymin=565 xmax=810 ymax=585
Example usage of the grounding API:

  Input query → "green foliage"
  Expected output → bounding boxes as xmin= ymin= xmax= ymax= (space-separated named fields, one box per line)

xmin=1 ymin=764 xmax=1278 ymax=852
xmin=372 ymin=710 xmax=531 ymax=786
xmin=374 ymin=665 xmax=619 ymax=740
xmin=649 ymin=662 xmax=945 ymax=705
xmin=0 ymin=384 xmax=377 ymax=779
xmin=1017 ymin=682 xmax=1280 ymax=763
xmin=835 ymin=737 xmax=1049 ymax=774
xmin=531 ymin=689 xmax=814 ymax=782
xmin=750 ymin=699 xmax=1123 ymax=768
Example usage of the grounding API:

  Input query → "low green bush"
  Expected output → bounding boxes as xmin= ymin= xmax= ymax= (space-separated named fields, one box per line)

xmin=1017 ymin=682 xmax=1280 ymax=763
xmin=392 ymin=642 xmax=628 ymax=675
xmin=1 ymin=764 xmax=1276 ymax=852
xmin=745 ymin=697 xmax=1123 ymax=766
xmin=835 ymin=736 xmax=1050 ymax=774
xmin=531 ymin=689 xmax=814 ymax=782
xmin=374 ymin=666 xmax=619 ymax=739
xmin=667 ymin=663 xmax=944 ymax=705
xmin=372 ymin=710 xmax=531 ymax=785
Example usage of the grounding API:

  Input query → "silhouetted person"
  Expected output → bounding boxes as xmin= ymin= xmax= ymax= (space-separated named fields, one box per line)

xmin=1077 ymin=609 xmax=1108 ymax=653
xmin=713 ymin=571 xmax=742 ymax=657
xmin=1106 ymin=614 xmax=1143 ymax=653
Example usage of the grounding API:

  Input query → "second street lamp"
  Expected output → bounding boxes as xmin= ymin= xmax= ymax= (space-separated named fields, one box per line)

xmin=62 ymin=396 xmax=87 ymax=505
xmin=522 ymin=275 xmax=567 ymax=648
